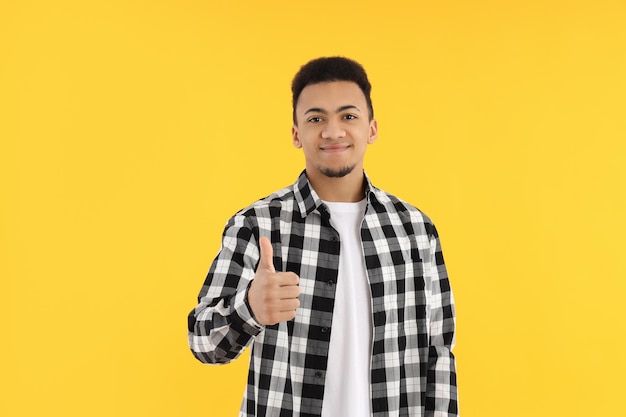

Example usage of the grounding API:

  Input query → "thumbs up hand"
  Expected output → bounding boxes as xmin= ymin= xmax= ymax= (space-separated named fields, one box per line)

xmin=247 ymin=236 xmax=300 ymax=325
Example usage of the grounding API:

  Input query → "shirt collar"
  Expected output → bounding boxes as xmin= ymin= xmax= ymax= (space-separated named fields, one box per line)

xmin=292 ymin=170 xmax=381 ymax=218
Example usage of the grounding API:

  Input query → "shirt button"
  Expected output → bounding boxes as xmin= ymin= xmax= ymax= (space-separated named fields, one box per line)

xmin=326 ymin=280 xmax=335 ymax=287
xmin=315 ymin=371 xmax=323 ymax=378
xmin=330 ymin=235 xmax=339 ymax=242
xmin=321 ymin=327 xmax=329 ymax=333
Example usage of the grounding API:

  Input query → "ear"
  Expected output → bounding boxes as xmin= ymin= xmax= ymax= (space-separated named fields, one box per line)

xmin=292 ymin=126 xmax=302 ymax=148
xmin=367 ymin=119 xmax=378 ymax=144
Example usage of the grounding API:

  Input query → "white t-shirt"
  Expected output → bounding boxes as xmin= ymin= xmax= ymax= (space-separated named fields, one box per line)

xmin=321 ymin=199 xmax=373 ymax=417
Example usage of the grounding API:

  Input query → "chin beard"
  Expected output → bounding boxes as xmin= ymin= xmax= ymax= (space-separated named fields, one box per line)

xmin=319 ymin=165 xmax=355 ymax=178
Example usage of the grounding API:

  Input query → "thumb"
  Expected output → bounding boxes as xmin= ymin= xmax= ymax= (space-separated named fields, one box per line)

xmin=258 ymin=236 xmax=275 ymax=273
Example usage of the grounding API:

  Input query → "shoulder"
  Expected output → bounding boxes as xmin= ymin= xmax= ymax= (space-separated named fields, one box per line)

xmin=216 ymin=184 xmax=296 ymax=254
xmin=226 ymin=183 xmax=296 ymax=228
xmin=369 ymin=187 xmax=438 ymax=239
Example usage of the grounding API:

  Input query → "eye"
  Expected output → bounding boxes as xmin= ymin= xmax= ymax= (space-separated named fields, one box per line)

xmin=343 ymin=114 xmax=358 ymax=120
xmin=308 ymin=116 xmax=323 ymax=123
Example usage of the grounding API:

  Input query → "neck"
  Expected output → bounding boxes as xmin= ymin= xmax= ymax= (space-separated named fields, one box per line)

xmin=306 ymin=167 xmax=366 ymax=202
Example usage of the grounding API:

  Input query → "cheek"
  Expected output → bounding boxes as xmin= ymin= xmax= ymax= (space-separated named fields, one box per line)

xmin=301 ymin=141 xmax=316 ymax=155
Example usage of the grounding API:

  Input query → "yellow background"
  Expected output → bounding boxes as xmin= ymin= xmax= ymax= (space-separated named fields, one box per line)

xmin=2 ymin=1 xmax=625 ymax=416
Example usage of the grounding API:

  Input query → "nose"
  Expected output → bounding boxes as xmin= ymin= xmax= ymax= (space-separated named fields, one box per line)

xmin=321 ymin=119 xmax=346 ymax=140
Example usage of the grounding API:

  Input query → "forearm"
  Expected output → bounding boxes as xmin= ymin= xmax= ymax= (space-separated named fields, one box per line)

xmin=188 ymin=287 xmax=263 ymax=364
xmin=425 ymin=345 xmax=458 ymax=416
xmin=425 ymin=224 xmax=458 ymax=416
xmin=188 ymin=215 xmax=264 ymax=363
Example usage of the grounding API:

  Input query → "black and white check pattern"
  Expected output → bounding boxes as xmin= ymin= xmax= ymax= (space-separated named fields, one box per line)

xmin=188 ymin=171 xmax=458 ymax=417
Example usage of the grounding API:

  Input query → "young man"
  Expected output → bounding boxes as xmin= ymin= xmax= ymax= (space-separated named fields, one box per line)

xmin=188 ymin=57 xmax=458 ymax=417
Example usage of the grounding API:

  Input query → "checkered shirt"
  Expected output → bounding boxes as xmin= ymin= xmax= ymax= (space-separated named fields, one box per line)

xmin=188 ymin=171 xmax=458 ymax=417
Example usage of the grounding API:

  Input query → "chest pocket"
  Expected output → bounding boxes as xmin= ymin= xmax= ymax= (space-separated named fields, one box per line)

xmin=378 ymin=235 xmax=422 ymax=276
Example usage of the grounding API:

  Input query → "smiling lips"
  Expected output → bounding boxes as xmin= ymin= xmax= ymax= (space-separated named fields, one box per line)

xmin=320 ymin=144 xmax=351 ymax=153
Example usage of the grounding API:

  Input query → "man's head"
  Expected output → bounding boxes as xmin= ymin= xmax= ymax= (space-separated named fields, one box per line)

xmin=291 ymin=56 xmax=374 ymax=125
xmin=290 ymin=58 xmax=378 ymax=187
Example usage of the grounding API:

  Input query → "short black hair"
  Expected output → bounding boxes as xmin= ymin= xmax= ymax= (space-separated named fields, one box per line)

xmin=291 ymin=56 xmax=374 ymax=124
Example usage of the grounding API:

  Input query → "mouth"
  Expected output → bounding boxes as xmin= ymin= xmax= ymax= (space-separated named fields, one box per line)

xmin=320 ymin=144 xmax=351 ymax=153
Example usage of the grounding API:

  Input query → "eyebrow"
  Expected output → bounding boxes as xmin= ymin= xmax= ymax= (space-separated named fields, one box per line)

xmin=303 ymin=105 xmax=362 ymax=115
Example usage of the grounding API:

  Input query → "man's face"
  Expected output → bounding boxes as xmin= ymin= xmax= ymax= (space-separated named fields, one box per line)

xmin=292 ymin=81 xmax=377 ymax=179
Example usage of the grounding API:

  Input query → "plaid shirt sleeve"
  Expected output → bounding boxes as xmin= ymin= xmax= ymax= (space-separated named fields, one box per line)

xmin=423 ymin=222 xmax=458 ymax=416
xmin=187 ymin=214 xmax=265 ymax=364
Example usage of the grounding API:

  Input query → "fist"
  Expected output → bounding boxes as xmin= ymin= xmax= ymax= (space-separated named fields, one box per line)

xmin=247 ymin=236 xmax=300 ymax=325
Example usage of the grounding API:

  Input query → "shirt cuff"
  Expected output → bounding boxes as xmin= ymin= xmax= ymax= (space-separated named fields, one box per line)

xmin=232 ymin=285 xmax=264 ymax=336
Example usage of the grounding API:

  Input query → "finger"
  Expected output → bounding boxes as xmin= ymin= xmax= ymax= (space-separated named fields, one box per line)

xmin=258 ymin=236 xmax=275 ymax=273
xmin=277 ymin=298 xmax=300 ymax=311
xmin=275 ymin=271 xmax=299 ymax=286
xmin=278 ymin=286 xmax=301 ymax=299
xmin=274 ymin=310 xmax=298 ymax=323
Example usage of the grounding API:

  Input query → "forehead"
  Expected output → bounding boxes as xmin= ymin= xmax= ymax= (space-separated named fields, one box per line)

xmin=296 ymin=81 xmax=367 ymax=110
